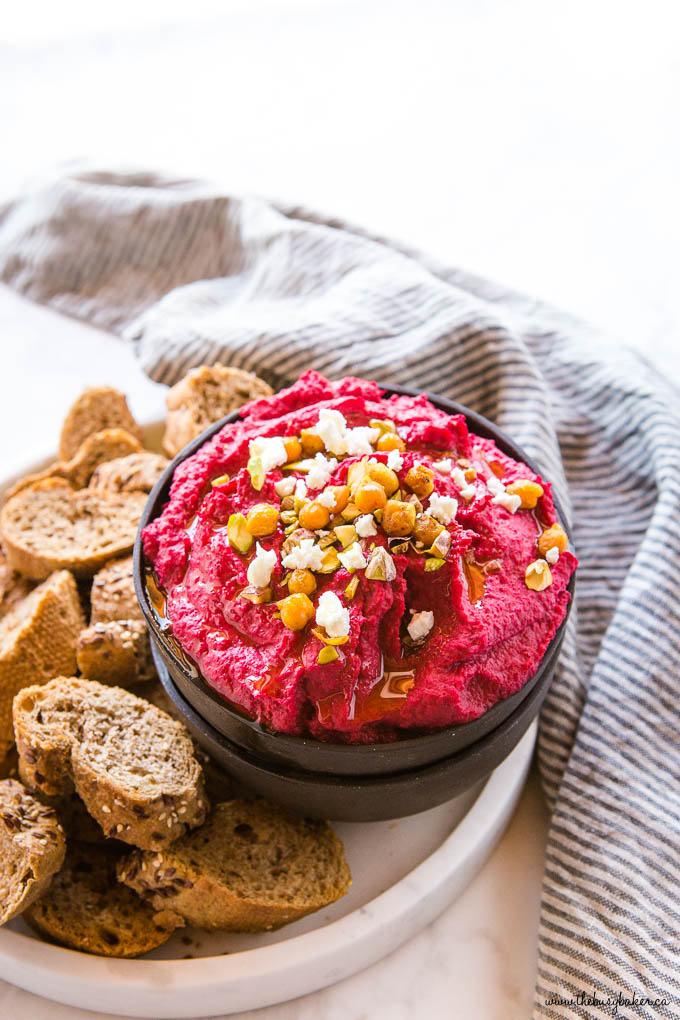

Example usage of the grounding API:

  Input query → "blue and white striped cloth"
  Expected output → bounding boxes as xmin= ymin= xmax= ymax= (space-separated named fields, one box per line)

xmin=1 ymin=169 xmax=678 ymax=1018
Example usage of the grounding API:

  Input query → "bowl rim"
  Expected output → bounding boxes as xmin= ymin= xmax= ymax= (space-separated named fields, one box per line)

xmin=134 ymin=382 xmax=575 ymax=761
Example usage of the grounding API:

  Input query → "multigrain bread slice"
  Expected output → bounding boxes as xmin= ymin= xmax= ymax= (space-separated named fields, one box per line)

xmin=0 ymin=778 xmax=66 ymax=924
xmin=0 ymin=478 xmax=147 ymax=579
xmin=163 ymin=364 xmax=273 ymax=457
xmin=25 ymin=842 xmax=181 ymax=956
xmin=76 ymin=619 xmax=155 ymax=687
xmin=118 ymin=799 xmax=351 ymax=932
xmin=56 ymin=793 xmax=111 ymax=844
xmin=59 ymin=387 xmax=143 ymax=462
xmin=89 ymin=556 xmax=142 ymax=624
xmin=13 ymin=677 xmax=207 ymax=849
xmin=0 ymin=548 xmax=35 ymax=622
xmin=0 ymin=570 xmax=84 ymax=757
xmin=89 ymin=452 xmax=169 ymax=495
xmin=6 ymin=428 xmax=143 ymax=501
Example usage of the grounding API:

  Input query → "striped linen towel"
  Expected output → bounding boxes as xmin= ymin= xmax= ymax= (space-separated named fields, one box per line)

xmin=1 ymin=169 xmax=678 ymax=1018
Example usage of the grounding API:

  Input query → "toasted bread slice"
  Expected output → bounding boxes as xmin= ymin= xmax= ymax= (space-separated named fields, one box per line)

xmin=118 ymin=799 xmax=351 ymax=932
xmin=77 ymin=619 xmax=155 ymax=687
xmin=0 ymin=479 xmax=147 ymax=580
xmin=0 ymin=570 xmax=84 ymax=757
xmin=0 ymin=548 xmax=35 ymax=622
xmin=13 ymin=676 xmax=207 ymax=849
xmin=6 ymin=428 xmax=143 ymax=501
xmin=89 ymin=556 xmax=142 ymax=624
xmin=0 ymin=778 xmax=66 ymax=924
xmin=163 ymin=364 xmax=273 ymax=457
xmin=25 ymin=842 xmax=181 ymax=956
xmin=89 ymin=452 xmax=168 ymax=495
xmin=59 ymin=387 xmax=143 ymax=462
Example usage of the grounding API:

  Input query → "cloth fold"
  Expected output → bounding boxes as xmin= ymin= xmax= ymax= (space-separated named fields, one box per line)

xmin=1 ymin=169 xmax=678 ymax=1018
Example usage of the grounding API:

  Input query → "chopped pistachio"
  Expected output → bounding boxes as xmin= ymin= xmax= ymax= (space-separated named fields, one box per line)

xmin=227 ymin=513 xmax=254 ymax=554
xmin=317 ymin=645 xmax=340 ymax=665
xmin=340 ymin=502 xmax=361 ymax=521
xmin=318 ymin=532 xmax=337 ymax=550
xmin=373 ymin=508 xmax=384 ymax=524
xmin=247 ymin=455 xmax=266 ymax=491
xmin=429 ymin=530 xmax=452 ymax=557
xmin=345 ymin=575 xmax=360 ymax=600
xmin=284 ymin=523 xmax=297 ymax=536
xmin=280 ymin=510 xmax=298 ymax=525
xmin=282 ymin=458 xmax=316 ymax=473
xmin=239 ymin=585 xmax=272 ymax=604
xmin=317 ymin=548 xmax=341 ymax=573
xmin=424 ymin=557 xmax=445 ymax=571
xmin=311 ymin=627 xmax=349 ymax=646
xmin=365 ymin=546 xmax=397 ymax=581
xmin=390 ymin=540 xmax=411 ymax=555
xmin=211 ymin=473 xmax=230 ymax=487
xmin=280 ymin=495 xmax=295 ymax=511
xmin=334 ymin=524 xmax=358 ymax=548
xmin=369 ymin=418 xmax=397 ymax=434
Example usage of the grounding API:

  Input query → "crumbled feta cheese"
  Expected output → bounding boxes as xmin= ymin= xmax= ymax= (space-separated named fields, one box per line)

xmin=246 ymin=543 xmax=277 ymax=588
xmin=307 ymin=452 xmax=339 ymax=490
xmin=281 ymin=538 xmax=325 ymax=571
xmin=309 ymin=408 xmax=379 ymax=457
xmin=485 ymin=475 xmax=504 ymax=496
xmin=294 ymin=478 xmax=308 ymax=502
xmin=344 ymin=425 xmax=380 ymax=455
xmin=428 ymin=492 xmax=458 ymax=525
xmin=355 ymin=514 xmax=378 ymax=537
xmin=274 ymin=477 xmax=296 ymax=497
xmin=407 ymin=610 xmax=434 ymax=642
xmin=459 ymin=485 xmax=477 ymax=502
xmin=338 ymin=542 xmax=367 ymax=572
xmin=545 ymin=546 xmax=560 ymax=565
xmin=249 ymin=436 xmax=288 ymax=473
xmin=434 ymin=458 xmax=452 ymax=473
xmin=315 ymin=488 xmax=338 ymax=509
xmin=315 ymin=590 xmax=350 ymax=638
xmin=485 ymin=476 xmax=521 ymax=514
xmin=311 ymin=409 xmax=347 ymax=456
xmin=387 ymin=448 xmax=404 ymax=471
xmin=451 ymin=467 xmax=466 ymax=488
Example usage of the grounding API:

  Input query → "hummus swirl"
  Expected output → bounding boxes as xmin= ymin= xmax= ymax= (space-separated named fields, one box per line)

xmin=143 ymin=372 xmax=577 ymax=742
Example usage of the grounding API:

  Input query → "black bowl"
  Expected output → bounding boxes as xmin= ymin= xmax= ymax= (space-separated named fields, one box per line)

xmin=134 ymin=386 xmax=575 ymax=801
xmin=151 ymin=639 xmax=550 ymax=821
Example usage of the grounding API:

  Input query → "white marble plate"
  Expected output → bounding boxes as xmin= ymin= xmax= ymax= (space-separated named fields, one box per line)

xmin=0 ymin=429 xmax=536 ymax=1017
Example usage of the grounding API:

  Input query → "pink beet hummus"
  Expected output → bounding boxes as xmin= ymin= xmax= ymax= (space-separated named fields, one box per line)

xmin=143 ymin=371 xmax=577 ymax=742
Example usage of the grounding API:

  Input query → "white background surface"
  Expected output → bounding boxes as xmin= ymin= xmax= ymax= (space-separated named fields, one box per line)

xmin=0 ymin=1 xmax=678 ymax=1017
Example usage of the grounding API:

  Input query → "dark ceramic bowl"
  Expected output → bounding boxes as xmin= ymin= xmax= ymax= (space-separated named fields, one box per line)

xmin=134 ymin=386 xmax=575 ymax=815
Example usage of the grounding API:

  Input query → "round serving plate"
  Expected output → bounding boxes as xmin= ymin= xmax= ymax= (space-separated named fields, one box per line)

xmin=0 ymin=428 xmax=537 ymax=1017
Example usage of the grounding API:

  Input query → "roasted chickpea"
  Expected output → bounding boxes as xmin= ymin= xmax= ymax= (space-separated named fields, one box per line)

xmin=298 ymin=500 xmax=331 ymax=530
xmin=300 ymin=429 xmax=325 ymax=456
xmin=322 ymin=485 xmax=350 ymax=514
xmin=412 ymin=513 xmax=444 ymax=546
xmin=366 ymin=462 xmax=400 ymax=496
xmin=376 ymin=433 xmax=405 ymax=453
xmin=288 ymin=568 xmax=317 ymax=596
xmin=404 ymin=463 xmax=434 ymax=499
xmin=245 ymin=503 xmax=280 ymax=537
xmin=354 ymin=481 xmax=388 ymax=514
xmin=537 ymin=523 xmax=568 ymax=557
xmin=283 ymin=436 xmax=302 ymax=462
xmin=382 ymin=500 xmax=417 ymax=536
xmin=278 ymin=593 xmax=315 ymax=631
xmin=506 ymin=478 xmax=544 ymax=510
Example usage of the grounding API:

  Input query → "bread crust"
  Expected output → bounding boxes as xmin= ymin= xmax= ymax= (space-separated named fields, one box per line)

xmin=0 ymin=479 xmax=147 ymax=580
xmin=59 ymin=387 xmax=143 ymax=462
xmin=13 ymin=677 xmax=208 ymax=850
xmin=0 ymin=570 xmax=84 ymax=758
xmin=24 ymin=842 xmax=181 ymax=956
xmin=118 ymin=799 xmax=351 ymax=932
xmin=163 ymin=364 xmax=273 ymax=457
xmin=0 ymin=778 xmax=66 ymax=925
